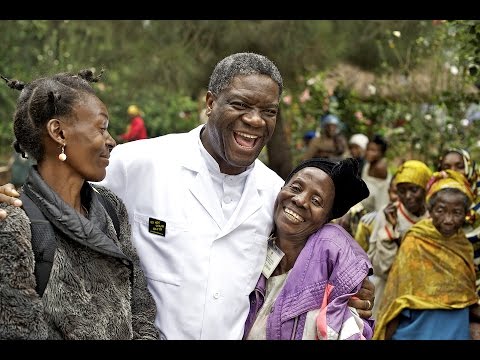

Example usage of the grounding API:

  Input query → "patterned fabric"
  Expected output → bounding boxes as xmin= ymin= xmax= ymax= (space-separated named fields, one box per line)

xmin=438 ymin=148 xmax=479 ymax=196
xmin=373 ymin=218 xmax=478 ymax=340
xmin=367 ymin=201 xmax=429 ymax=318
xmin=394 ymin=160 xmax=432 ymax=188
xmin=426 ymin=169 xmax=474 ymax=203
xmin=438 ymin=148 xmax=480 ymax=296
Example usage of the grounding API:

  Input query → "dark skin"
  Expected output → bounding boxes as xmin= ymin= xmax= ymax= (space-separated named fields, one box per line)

xmin=348 ymin=143 xmax=364 ymax=160
xmin=0 ymin=95 xmax=115 ymax=217
xmin=384 ymin=182 xmax=426 ymax=230
xmin=365 ymin=142 xmax=388 ymax=180
xmin=41 ymin=95 xmax=115 ymax=214
xmin=201 ymin=74 xmax=279 ymax=175
xmin=440 ymin=152 xmax=465 ymax=174
xmin=273 ymin=167 xmax=375 ymax=316
xmin=273 ymin=168 xmax=336 ymax=276
xmin=430 ymin=191 xmax=467 ymax=238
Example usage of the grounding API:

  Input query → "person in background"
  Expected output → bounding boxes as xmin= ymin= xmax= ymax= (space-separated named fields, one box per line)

xmin=354 ymin=175 xmax=398 ymax=252
xmin=360 ymin=134 xmax=391 ymax=214
xmin=336 ymin=133 xmax=383 ymax=236
xmin=0 ymin=70 xmax=158 ymax=339
xmin=0 ymin=53 xmax=375 ymax=339
xmin=302 ymin=114 xmax=347 ymax=161
xmin=348 ymin=133 xmax=369 ymax=175
xmin=437 ymin=147 xmax=480 ymax=338
xmin=303 ymin=130 xmax=316 ymax=148
xmin=118 ymin=104 xmax=148 ymax=143
xmin=244 ymin=158 xmax=374 ymax=340
xmin=368 ymin=160 xmax=432 ymax=319
xmin=373 ymin=170 xmax=478 ymax=340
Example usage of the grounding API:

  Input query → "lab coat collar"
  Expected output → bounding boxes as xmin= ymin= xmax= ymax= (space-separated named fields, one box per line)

xmin=181 ymin=125 xmax=265 ymax=236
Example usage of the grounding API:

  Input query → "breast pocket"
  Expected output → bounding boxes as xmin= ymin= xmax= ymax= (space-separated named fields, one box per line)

xmin=133 ymin=212 xmax=188 ymax=286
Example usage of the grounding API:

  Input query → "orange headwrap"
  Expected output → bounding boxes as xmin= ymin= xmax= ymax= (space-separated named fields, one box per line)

xmin=426 ymin=169 xmax=474 ymax=203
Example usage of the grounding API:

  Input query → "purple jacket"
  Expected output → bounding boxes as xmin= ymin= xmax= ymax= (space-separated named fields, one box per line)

xmin=243 ymin=224 xmax=374 ymax=340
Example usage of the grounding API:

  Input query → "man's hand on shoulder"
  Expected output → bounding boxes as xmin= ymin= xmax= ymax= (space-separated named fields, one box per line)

xmin=0 ymin=183 xmax=22 ymax=220
xmin=347 ymin=277 xmax=375 ymax=319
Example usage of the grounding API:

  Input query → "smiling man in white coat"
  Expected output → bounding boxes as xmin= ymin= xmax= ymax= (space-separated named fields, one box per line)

xmin=99 ymin=53 xmax=285 ymax=339
xmin=0 ymin=52 xmax=375 ymax=339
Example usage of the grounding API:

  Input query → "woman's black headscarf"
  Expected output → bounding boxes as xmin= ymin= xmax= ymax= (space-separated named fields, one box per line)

xmin=284 ymin=157 xmax=370 ymax=219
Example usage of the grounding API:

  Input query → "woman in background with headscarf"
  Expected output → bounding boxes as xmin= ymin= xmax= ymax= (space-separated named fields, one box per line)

xmin=438 ymin=148 xmax=480 ymax=290
xmin=367 ymin=160 xmax=432 ymax=318
xmin=373 ymin=170 xmax=478 ymax=339
xmin=438 ymin=147 xmax=480 ymax=337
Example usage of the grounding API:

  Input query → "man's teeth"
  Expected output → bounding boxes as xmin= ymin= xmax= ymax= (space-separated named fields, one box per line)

xmin=235 ymin=131 xmax=258 ymax=139
xmin=284 ymin=208 xmax=304 ymax=222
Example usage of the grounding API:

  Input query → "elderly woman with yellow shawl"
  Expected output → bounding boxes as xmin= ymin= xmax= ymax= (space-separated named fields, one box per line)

xmin=367 ymin=160 xmax=432 ymax=318
xmin=373 ymin=170 xmax=478 ymax=340
xmin=438 ymin=147 xmax=480 ymax=338
xmin=438 ymin=148 xmax=480 ymax=293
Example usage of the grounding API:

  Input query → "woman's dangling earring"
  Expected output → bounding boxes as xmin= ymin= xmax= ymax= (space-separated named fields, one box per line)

xmin=58 ymin=144 xmax=67 ymax=161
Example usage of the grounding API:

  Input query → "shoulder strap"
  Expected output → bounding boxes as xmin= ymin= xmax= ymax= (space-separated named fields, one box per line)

xmin=20 ymin=192 xmax=56 ymax=297
xmin=97 ymin=193 xmax=120 ymax=239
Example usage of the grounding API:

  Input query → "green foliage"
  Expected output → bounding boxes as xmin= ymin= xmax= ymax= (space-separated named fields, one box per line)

xmin=439 ymin=21 xmax=480 ymax=83
xmin=0 ymin=19 xmax=478 ymax=173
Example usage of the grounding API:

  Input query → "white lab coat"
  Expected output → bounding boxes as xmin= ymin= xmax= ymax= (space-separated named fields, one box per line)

xmin=97 ymin=125 xmax=284 ymax=339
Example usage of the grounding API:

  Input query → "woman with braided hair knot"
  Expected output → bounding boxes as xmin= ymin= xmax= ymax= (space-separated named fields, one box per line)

xmin=0 ymin=70 xmax=158 ymax=340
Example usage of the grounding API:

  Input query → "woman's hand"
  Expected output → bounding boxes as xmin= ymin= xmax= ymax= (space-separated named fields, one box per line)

xmin=348 ymin=277 xmax=375 ymax=319
xmin=383 ymin=202 xmax=398 ymax=228
xmin=0 ymin=183 xmax=22 ymax=220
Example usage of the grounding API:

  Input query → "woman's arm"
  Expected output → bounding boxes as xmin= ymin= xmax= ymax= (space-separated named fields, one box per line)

xmin=0 ymin=183 xmax=22 ymax=220
xmin=0 ymin=205 xmax=48 ymax=339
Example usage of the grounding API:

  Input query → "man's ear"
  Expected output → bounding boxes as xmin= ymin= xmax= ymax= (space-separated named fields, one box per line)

xmin=205 ymin=91 xmax=215 ymax=116
xmin=46 ymin=118 xmax=65 ymax=146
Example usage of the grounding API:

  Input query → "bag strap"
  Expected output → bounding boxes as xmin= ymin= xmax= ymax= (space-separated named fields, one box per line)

xmin=20 ymin=192 xmax=56 ymax=297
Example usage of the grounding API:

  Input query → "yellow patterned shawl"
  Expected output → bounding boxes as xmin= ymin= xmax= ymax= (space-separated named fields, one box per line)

xmin=373 ymin=218 xmax=477 ymax=340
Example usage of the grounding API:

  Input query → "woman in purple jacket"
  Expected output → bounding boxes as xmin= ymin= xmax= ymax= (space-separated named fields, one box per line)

xmin=244 ymin=158 xmax=374 ymax=340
